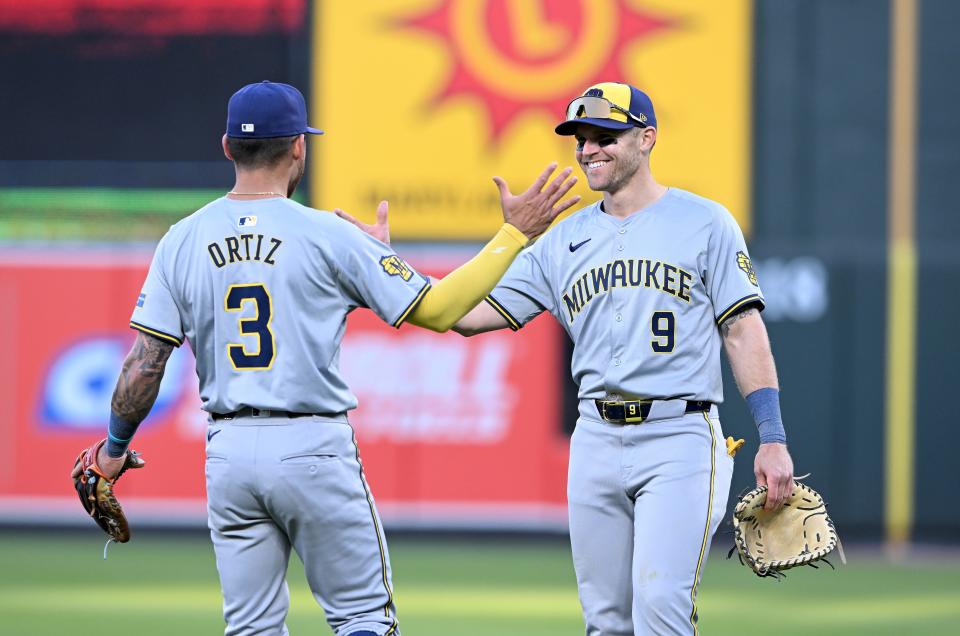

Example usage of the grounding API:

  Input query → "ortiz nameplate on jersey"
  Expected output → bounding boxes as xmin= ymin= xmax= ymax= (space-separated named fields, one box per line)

xmin=207 ymin=234 xmax=282 ymax=268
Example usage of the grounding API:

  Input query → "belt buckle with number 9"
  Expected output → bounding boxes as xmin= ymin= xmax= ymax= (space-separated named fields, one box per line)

xmin=623 ymin=400 xmax=650 ymax=424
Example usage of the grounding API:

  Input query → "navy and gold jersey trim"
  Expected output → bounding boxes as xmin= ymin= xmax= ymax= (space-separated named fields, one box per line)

xmin=350 ymin=430 xmax=399 ymax=634
xmin=484 ymin=294 xmax=521 ymax=331
xmin=715 ymin=294 xmax=765 ymax=326
xmin=129 ymin=321 xmax=183 ymax=347
xmin=391 ymin=280 xmax=431 ymax=328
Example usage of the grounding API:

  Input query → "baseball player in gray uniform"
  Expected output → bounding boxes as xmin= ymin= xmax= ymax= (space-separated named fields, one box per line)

xmin=452 ymin=82 xmax=797 ymax=635
xmin=72 ymin=80 xmax=578 ymax=636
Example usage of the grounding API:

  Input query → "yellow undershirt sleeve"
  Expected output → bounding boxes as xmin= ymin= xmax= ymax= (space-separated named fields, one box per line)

xmin=407 ymin=223 xmax=529 ymax=332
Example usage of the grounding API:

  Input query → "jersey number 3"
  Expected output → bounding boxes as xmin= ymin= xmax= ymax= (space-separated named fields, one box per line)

xmin=225 ymin=283 xmax=275 ymax=370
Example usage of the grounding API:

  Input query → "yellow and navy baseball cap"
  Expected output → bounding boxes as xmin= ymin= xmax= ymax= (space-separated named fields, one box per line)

xmin=226 ymin=80 xmax=324 ymax=139
xmin=555 ymin=82 xmax=655 ymax=136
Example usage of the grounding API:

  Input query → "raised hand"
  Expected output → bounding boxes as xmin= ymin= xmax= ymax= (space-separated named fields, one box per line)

xmin=493 ymin=163 xmax=580 ymax=240
xmin=334 ymin=200 xmax=391 ymax=246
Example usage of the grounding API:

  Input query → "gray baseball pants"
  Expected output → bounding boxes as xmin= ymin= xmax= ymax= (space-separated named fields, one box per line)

xmin=568 ymin=401 xmax=734 ymax=635
xmin=205 ymin=414 xmax=399 ymax=636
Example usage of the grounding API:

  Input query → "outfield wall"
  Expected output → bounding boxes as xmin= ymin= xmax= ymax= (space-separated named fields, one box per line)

xmin=1 ymin=1 xmax=958 ymax=540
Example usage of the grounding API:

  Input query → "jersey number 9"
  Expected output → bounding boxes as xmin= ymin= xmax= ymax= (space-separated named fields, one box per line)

xmin=651 ymin=311 xmax=675 ymax=353
xmin=225 ymin=283 xmax=276 ymax=370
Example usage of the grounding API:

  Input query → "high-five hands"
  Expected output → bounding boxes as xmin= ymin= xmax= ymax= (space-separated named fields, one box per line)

xmin=494 ymin=162 xmax=580 ymax=240
xmin=334 ymin=200 xmax=391 ymax=246
xmin=334 ymin=163 xmax=580 ymax=245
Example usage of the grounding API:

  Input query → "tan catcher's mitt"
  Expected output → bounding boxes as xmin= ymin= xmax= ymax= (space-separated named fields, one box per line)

xmin=72 ymin=438 xmax=144 ymax=544
xmin=731 ymin=480 xmax=845 ymax=578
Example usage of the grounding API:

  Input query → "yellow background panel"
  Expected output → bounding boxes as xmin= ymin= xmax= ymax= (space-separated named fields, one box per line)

xmin=312 ymin=0 xmax=752 ymax=239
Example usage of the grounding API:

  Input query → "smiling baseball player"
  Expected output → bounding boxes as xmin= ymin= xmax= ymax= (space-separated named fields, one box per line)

xmin=69 ymin=80 xmax=578 ymax=636
xmin=452 ymin=82 xmax=796 ymax=635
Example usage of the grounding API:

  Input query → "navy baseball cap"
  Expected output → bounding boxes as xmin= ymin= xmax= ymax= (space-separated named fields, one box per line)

xmin=226 ymin=80 xmax=324 ymax=139
xmin=555 ymin=82 xmax=655 ymax=136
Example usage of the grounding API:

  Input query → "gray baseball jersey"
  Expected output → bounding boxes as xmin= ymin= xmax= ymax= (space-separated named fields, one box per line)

xmin=130 ymin=196 xmax=430 ymax=415
xmin=486 ymin=188 xmax=764 ymax=403
xmin=486 ymin=187 xmax=759 ymax=635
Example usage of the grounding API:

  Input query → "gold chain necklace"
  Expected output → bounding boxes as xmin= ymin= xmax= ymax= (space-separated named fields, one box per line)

xmin=227 ymin=191 xmax=285 ymax=197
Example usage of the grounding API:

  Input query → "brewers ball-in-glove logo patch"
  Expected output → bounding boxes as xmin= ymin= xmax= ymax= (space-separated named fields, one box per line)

xmin=380 ymin=255 xmax=414 ymax=281
xmin=736 ymin=251 xmax=759 ymax=286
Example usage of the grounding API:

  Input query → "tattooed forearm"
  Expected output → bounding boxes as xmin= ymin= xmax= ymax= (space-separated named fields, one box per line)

xmin=720 ymin=307 xmax=759 ymax=338
xmin=111 ymin=331 xmax=175 ymax=424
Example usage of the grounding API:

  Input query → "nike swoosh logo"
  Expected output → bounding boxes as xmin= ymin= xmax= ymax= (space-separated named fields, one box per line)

xmin=569 ymin=238 xmax=592 ymax=252
xmin=207 ymin=429 xmax=221 ymax=442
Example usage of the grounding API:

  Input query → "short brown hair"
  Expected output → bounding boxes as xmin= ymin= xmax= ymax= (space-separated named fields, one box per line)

xmin=226 ymin=135 xmax=297 ymax=169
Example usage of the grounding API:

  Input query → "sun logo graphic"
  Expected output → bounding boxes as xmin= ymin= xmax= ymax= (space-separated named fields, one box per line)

xmin=400 ymin=0 xmax=675 ymax=141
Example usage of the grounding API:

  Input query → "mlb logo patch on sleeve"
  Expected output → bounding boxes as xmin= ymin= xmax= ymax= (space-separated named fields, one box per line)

xmin=136 ymin=293 xmax=146 ymax=308
xmin=238 ymin=216 xmax=258 ymax=228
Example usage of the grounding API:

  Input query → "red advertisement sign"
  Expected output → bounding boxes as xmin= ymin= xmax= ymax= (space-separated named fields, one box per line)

xmin=0 ymin=250 xmax=569 ymax=528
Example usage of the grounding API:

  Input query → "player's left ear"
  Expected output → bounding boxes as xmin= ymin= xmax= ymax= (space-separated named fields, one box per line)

xmin=222 ymin=134 xmax=233 ymax=161
xmin=639 ymin=127 xmax=657 ymax=154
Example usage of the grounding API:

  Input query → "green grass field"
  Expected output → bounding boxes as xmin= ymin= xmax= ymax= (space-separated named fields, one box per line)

xmin=3 ymin=530 xmax=959 ymax=635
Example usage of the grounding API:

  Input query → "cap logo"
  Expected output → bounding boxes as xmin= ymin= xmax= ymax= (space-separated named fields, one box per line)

xmin=585 ymin=88 xmax=604 ymax=98
xmin=241 ymin=123 xmax=255 ymax=132
xmin=638 ymin=113 xmax=647 ymax=122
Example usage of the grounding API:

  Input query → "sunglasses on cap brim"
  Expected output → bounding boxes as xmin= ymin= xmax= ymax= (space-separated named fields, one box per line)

xmin=565 ymin=96 xmax=647 ymax=127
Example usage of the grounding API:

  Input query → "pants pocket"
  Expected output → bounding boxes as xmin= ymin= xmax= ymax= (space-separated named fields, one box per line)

xmin=279 ymin=453 xmax=338 ymax=464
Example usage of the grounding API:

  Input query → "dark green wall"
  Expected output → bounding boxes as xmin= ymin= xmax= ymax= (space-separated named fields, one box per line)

xmin=914 ymin=0 xmax=960 ymax=540
xmin=734 ymin=0 xmax=959 ymax=539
